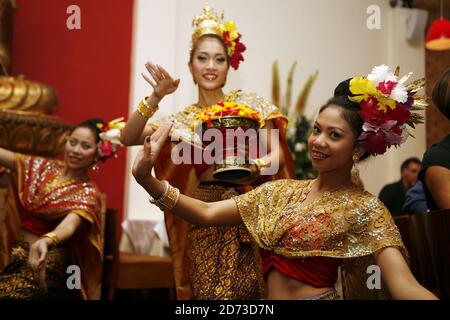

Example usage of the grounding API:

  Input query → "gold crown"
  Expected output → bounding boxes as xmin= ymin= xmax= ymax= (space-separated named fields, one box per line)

xmin=191 ymin=3 xmax=224 ymax=46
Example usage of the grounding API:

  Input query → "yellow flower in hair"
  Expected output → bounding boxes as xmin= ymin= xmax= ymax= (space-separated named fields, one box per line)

xmin=220 ymin=20 xmax=239 ymax=56
xmin=108 ymin=117 xmax=126 ymax=130
xmin=349 ymin=77 xmax=396 ymax=112
xmin=221 ymin=20 xmax=239 ymax=40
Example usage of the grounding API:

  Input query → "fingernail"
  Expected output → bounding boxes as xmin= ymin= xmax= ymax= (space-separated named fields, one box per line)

xmin=145 ymin=136 xmax=150 ymax=142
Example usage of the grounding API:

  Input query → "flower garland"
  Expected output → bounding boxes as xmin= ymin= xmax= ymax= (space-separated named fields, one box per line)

xmin=349 ymin=65 xmax=426 ymax=156
xmin=195 ymin=101 xmax=262 ymax=128
xmin=96 ymin=117 xmax=125 ymax=161
xmin=220 ymin=20 xmax=246 ymax=70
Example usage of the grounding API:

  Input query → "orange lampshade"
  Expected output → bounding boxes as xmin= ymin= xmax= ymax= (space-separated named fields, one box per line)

xmin=426 ymin=18 xmax=450 ymax=51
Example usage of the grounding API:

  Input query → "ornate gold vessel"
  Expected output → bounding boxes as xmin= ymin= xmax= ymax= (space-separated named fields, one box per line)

xmin=201 ymin=116 xmax=260 ymax=180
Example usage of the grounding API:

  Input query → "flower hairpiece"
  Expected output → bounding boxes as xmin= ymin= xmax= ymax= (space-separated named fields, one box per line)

xmin=220 ymin=20 xmax=246 ymax=70
xmin=96 ymin=117 xmax=125 ymax=162
xmin=349 ymin=65 xmax=427 ymax=156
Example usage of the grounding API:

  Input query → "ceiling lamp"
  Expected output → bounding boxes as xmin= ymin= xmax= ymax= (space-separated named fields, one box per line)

xmin=426 ymin=0 xmax=450 ymax=51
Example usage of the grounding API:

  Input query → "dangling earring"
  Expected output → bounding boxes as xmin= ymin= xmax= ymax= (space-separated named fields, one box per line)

xmin=351 ymin=153 xmax=360 ymax=185
xmin=91 ymin=161 xmax=100 ymax=172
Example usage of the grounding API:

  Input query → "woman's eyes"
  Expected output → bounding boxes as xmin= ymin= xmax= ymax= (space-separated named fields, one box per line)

xmin=196 ymin=56 xmax=226 ymax=63
xmin=69 ymin=139 xmax=92 ymax=150
xmin=330 ymin=132 xmax=341 ymax=139
xmin=312 ymin=127 xmax=341 ymax=139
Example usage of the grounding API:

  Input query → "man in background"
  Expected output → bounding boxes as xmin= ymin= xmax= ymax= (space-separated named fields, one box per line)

xmin=379 ymin=157 xmax=421 ymax=216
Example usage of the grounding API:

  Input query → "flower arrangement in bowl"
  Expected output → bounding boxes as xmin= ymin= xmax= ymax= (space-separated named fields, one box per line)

xmin=195 ymin=101 xmax=262 ymax=180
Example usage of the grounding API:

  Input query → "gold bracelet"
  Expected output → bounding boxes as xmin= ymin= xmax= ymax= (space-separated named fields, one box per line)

xmin=148 ymin=180 xmax=169 ymax=204
xmin=42 ymin=232 xmax=59 ymax=247
xmin=157 ymin=184 xmax=180 ymax=211
xmin=148 ymin=181 xmax=180 ymax=211
xmin=137 ymin=97 xmax=158 ymax=118
xmin=253 ymin=158 xmax=267 ymax=172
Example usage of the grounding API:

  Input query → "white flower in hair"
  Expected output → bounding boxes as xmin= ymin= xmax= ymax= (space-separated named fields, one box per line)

xmin=99 ymin=128 xmax=122 ymax=146
xmin=367 ymin=64 xmax=397 ymax=85
xmin=390 ymin=82 xmax=408 ymax=103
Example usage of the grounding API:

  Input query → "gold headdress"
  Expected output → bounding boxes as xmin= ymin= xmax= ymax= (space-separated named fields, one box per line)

xmin=191 ymin=3 xmax=224 ymax=46
xmin=191 ymin=2 xmax=246 ymax=70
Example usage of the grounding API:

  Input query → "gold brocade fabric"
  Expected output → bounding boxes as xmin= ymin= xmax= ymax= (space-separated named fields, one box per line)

xmin=151 ymin=90 xmax=295 ymax=299
xmin=0 ymin=242 xmax=72 ymax=300
xmin=233 ymin=179 xmax=408 ymax=299
xmin=1 ymin=153 xmax=104 ymax=300
xmin=188 ymin=185 xmax=265 ymax=300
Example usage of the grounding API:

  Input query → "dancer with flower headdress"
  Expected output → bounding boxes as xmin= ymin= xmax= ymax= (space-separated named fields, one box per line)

xmin=0 ymin=118 xmax=123 ymax=299
xmin=131 ymin=65 xmax=438 ymax=300
xmin=121 ymin=3 xmax=294 ymax=300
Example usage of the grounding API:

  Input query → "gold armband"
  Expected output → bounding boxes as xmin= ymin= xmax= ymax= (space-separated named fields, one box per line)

xmin=148 ymin=180 xmax=180 ymax=211
xmin=42 ymin=232 xmax=59 ymax=247
xmin=137 ymin=97 xmax=158 ymax=118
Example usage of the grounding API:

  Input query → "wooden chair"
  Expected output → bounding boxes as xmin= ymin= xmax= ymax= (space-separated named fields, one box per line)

xmin=408 ymin=213 xmax=437 ymax=292
xmin=102 ymin=209 xmax=176 ymax=300
xmin=394 ymin=215 xmax=423 ymax=283
xmin=422 ymin=209 xmax=450 ymax=299
xmin=393 ymin=215 xmax=412 ymax=254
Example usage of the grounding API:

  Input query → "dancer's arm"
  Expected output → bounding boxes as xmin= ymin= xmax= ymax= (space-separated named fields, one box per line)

xmin=121 ymin=63 xmax=180 ymax=146
xmin=374 ymin=247 xmax=438 ymax=300
xmin=132 ymin=122 xmax=241 ymax=226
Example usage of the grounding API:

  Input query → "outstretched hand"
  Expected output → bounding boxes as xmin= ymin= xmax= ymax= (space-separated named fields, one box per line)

xmin=142 ymin=63 xmax=180 ymax=99
xmin=28 ymin=238 xmax=50 ymax=292
xmin=132 ymin=121 xmax=173 ymax=185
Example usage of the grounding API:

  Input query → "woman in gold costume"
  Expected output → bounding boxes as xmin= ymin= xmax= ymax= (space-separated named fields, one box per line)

xmin=121 ymin=4 xmax=294 ymax=300
xmin=0 ymin=119 xmax=115 ymax=299
xmin=131 ymin=65 xmax=438 ymax=300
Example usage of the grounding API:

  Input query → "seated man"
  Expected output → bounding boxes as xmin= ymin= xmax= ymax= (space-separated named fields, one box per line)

xmin=379 ymin=157 xmax=421 ymax=217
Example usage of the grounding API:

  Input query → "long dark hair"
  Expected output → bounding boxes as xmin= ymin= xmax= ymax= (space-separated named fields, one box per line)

xmin=432 ymin=68 xmax=450 ymax=120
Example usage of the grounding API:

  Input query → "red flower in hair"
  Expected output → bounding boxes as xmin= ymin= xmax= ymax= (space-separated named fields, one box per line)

xmin=389 ymin=104 xmax=411 ymax=126
xmin=358 ymin=97 xmax=389 ymax=126
xmin=376 ymin=81 xmax=397 ymax=95
xmin=365 ymin=132 xmax=389 ymax=156
xmin=98 ymin=140 xmax=114 ymax=159
xmin=229 ymin=36 xmax=246 ymax=70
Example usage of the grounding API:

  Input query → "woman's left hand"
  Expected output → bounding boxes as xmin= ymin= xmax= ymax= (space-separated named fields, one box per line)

xmin=28 ymin=238 xmax=51 ymax=291
xmin=132 ymin=121 xmax=173 ymax=185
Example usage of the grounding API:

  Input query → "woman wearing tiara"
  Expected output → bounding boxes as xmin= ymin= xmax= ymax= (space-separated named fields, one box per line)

xmin=131 ymin=65 xmax=438 ymax=300
xmin=121 ymin=4 xmax=294 ymax=299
